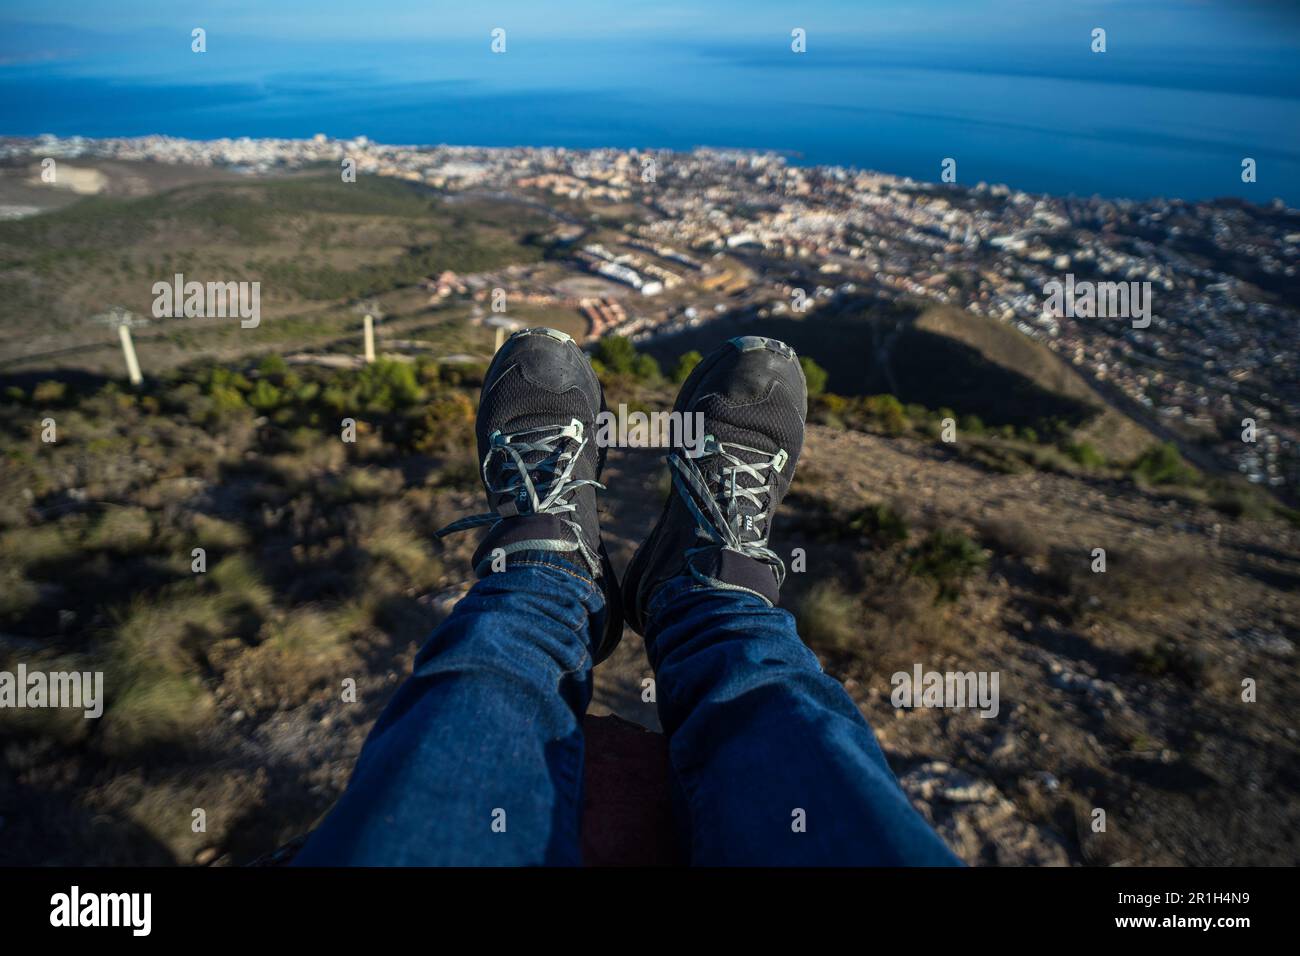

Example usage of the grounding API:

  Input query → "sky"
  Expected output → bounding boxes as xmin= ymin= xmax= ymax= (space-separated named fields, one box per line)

xmin=4 ymin=0 xmax=1300 ymax=50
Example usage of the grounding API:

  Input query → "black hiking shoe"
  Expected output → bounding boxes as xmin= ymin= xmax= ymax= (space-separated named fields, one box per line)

xmin=434 ymin=327 xmax=623 ymax=663
xmin=622 ymin=335 xmax=807 ymax=635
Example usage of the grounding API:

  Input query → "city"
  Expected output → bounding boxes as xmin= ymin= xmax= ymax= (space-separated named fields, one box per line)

xmin=5 ymin=132 xmax=1296 ymax=495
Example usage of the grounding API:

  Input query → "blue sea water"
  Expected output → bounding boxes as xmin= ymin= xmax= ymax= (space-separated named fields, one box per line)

xmin=3 ymin=29 xmax=1299 ymax=205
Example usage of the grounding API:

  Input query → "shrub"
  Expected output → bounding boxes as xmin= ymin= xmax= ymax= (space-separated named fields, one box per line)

xmin=795 ymin=581 xmax=860 ymax=654
xmin=415 ymin=391 xmax=476 ymax=454
xmin=32 ymin=380 xmax=67 ymax=404
xmin=86 ymin=506 xmax=156 ymax=554
xmin=192 ymin=513 xmax=249 ymax=550
xmin=0 ymin=567 xmax=39 ymax=624
xmin=978 ymin=515 xmax=1045 ymax=560
xmin=1064 ymin=441 xmax=1106 ymax=469
xmin=247 ymin=379 xmax=283 ymax=412
xmin=1131 ymin=442 xmax=1197 ymax=486
xmin=632 ymin=353 xmax=661 ymax=381
xmin=671 ymin=350 xmax=703 ymax=384
xmin=909 ymin=528 xmax=987 ymax=601
xmin=100 ymin=669 xmax=215 ymax=753
xmin=257 ymin=354 xmax=289 ymax=377
xmin=591 ymin=336 xmax=638 ymax=375
xmin=865 ymin=394 xmax=908 ymax=436
xmin=1132 ymin=637 xmax=1209 ymax=688
xmin=357 ymin=359 xmax=422 ymax=412
xmin=1046 ymin=545 xmax=1202 ymax=621
xmin=800 ymin=356 xmax=829 ymax=397
xmin=1207 ymin=480 xmax=1273 ymax=520
xmin=846 ymin=502 xmax=909 ymax=545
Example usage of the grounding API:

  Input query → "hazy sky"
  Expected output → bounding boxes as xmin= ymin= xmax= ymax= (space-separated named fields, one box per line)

xmin=3 ymin=0 xmax=1299 ymax=48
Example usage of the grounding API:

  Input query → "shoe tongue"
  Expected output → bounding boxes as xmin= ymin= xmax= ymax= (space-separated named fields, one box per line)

xmin=485 ymin=415 xmax=562 ymax=516
xmin=496 ymin=413 xmax=571 ymax=468
xmin=700 ymin=443 xmax=769 ymax=544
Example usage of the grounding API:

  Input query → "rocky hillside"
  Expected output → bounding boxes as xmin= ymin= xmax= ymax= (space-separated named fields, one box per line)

xmin=1 ymin=347 xmax=1296 ymax=866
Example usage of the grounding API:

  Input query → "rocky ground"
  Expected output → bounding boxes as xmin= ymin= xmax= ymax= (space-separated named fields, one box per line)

xmin=279 ymin=426 xmax=1297 ymax=866
xmin=591 ymin=426 xmax=1300 ymax=865
xmin=3 ymin=419 xmax=1295 ymax=866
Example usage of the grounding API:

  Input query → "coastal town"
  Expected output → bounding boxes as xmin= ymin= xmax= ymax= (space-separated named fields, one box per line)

xmin=4 ymin=132 xmax=1296 ymax=494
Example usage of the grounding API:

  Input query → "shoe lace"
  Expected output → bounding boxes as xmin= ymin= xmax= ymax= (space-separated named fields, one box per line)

xmin=434 ymin=418 xmax=604 ymax=575
xmin=667 ymin=434 xmax=789 ymax=588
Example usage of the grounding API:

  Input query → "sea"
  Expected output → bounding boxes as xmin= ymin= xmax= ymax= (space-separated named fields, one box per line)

xmin=3 ymin=33 xmax=1299 ymax=205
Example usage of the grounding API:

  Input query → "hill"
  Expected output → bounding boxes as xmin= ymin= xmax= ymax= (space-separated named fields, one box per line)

xmin=1 ymin=353 xmax=1296 ymax=865
xmin=911 ymin=305 xmax=1153 ymax=461
xmin=0 ymin=172 xmax=548 ymax=375
xmin=642 ymin=295 xmax=1154 ymax=458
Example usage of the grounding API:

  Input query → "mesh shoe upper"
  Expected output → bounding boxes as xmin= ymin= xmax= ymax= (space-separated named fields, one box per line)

xmin=436 ymin=328 xmax=606 ymax=577
xmin=623 ymin=336 xmax=807 ymax=634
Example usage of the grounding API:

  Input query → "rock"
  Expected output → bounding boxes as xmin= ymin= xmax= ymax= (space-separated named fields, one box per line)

xmin=899 ymin=761 xmax=1070 ymax=866
xmin=989 ymin=732 xmax=1018 ymax=763
xmin=1232 ymin=627 xmax=1294 ymax=657
xmin=419 ymin=583 xmax=473 ymax=622
xmin=1031 ymin=771 xmax=1060 ymax=792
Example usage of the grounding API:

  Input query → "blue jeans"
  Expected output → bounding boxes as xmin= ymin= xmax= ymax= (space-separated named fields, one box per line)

xmin=294 ymin=553 xmax=959 ymax=866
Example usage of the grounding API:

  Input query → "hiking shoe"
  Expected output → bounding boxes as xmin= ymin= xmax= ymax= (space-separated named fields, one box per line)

xmin=434 ymin=327 xmax=623 ymax=663
xmin=622 ymin=335 xmax=807 ymax=635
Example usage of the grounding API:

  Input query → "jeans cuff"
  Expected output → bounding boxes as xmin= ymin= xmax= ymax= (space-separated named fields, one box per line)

xmin=645 ymin=574 xmax=714 ymax=624
xmin=488 ymin=549 xmax=599 ymax=591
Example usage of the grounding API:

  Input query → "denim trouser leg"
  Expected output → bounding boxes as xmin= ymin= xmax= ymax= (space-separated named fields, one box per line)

xmin=293 ymin=553 xmax=600 ymax=866
xmin=645 ymin=577 xmax=961 ymax=866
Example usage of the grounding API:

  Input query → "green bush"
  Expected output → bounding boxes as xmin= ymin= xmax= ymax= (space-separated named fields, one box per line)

xmin=1064 ymin=441 xmax=1106 ymax=469
xmin=909 ymin=528 xmax=987 ymax=601
xmin=632 ymin=353 xmax=661 ymax=381
xmin=257 ymin=354 xmax=289 ymax=377
xmin=356 ymin=359 xmax=422 ymax=412
xmin=846 ymin=502 xmax=909 ymax=545
xmin=247 ymin=379 xmax=283 ymax=412
xmin=32 ymin=380 xmax=67 ymax=404
xmin=866 ymin=394 xmax=908 ymax=436
xmin=671 ymin=350 xmax=703 ymax=384
xmin=800 ymin=356 xmax=829 ymax=397
xmin=591 ymin=336 xmax=638 ymax=375
xmin=1131 ymin=442 xmax=1197 ymax=486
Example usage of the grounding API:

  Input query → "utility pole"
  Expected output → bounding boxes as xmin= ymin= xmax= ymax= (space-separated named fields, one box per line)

xmin=353 ymin=300 xmax=383 ymax=364
xmin=485 ymin=315 xmax=523 ymax=353
xmin=92 ymin=307 xmax=149 ymax=387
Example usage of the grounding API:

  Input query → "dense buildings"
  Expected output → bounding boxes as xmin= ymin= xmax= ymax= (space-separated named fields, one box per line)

xmin=4 ymin=133 xmax=1295 ymax=492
